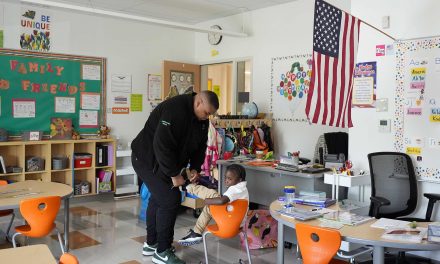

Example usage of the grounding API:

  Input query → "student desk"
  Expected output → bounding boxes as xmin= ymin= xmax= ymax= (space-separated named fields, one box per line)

xmin=0 ymin=244 xmax=57 ymax=263
xmin=0 ymin=181 xmax=73 ymax=251
xmin=217 ymin=160 xmax=333 ymax=206
xmin=270 ymin=201 xmax=440 ymax=264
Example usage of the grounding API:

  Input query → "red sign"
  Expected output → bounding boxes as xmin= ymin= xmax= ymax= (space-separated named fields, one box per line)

xmin=112 ymin=107 xmax=129 ymax=114
xmin=376 ymin=44 xmax=385 ymax=56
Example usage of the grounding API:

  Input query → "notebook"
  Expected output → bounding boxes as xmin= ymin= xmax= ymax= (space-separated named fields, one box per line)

xmin=322 ymin=211 xmax=374 ymax=226
xmin=277 ymin=206 xmax=323 ymax=221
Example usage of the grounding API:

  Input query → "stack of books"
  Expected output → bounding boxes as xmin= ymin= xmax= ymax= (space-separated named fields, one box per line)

xmin=292 ymin=195 xmax=336 ymax=208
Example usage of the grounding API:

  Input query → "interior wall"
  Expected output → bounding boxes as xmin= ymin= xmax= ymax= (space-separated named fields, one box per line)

xmin=350 ymin=0 xmax=440 ymax=258
xmin=194 ymin=0 xmax=350 ymax=159
xmin=1 ymin=1 xmax=195 ymax=148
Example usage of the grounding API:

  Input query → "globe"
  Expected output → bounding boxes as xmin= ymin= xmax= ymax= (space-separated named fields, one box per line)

xmin=242 ymin=102 xmax=258 ymax=118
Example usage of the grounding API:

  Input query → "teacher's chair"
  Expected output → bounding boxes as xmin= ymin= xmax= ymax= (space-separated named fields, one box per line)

xmin=12 ymin=196 xmax=65 ymax=253
xmin=0 ymin=180 xmax=15 ymax=241
xmin=202 ymin=199 xmax=251 ymax=264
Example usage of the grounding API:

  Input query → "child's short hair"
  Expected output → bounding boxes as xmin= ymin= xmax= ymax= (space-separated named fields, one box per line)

xmin=226 ymin=164 xmax=246 ymax=181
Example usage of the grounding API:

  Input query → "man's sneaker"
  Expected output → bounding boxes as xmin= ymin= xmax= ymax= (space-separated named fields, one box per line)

xmin=178 ymin=229 xmax=203 ymax=246
xmin=143 ymin=242 xmax=176 ymax=256
xmin=152 ymin=248 xmax=185 ymax=264
xmin=143 ymin=242 xmax=157 ymax=256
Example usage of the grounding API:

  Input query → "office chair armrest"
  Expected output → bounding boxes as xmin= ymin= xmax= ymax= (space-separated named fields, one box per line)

xmin=370 ymin=196 xmax=390 ymax=218
xmin=424 ymin=193 xmax=440 ymax=201
xmin=423 ymin=193 xmax=440 ymax=221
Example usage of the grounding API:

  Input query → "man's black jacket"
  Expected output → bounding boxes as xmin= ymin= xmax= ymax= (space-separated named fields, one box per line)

xmin=131 ymin=93 xmax=208 ymax=179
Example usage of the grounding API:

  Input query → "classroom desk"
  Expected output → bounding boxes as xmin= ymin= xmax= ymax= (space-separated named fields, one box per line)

xmin=217 ymin=160 xmax=336 ymax=206
xmin=270 ymin=201 xmax=440 ymax=264
xmin=0 ymin=181 xmax=73 ymax=251
xmin=0 ymin=244 xmax=57 ymax=263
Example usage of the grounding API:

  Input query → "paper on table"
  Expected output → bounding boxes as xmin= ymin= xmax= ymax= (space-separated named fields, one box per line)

xmin=370 ymin=218 xmax=410 ymax=229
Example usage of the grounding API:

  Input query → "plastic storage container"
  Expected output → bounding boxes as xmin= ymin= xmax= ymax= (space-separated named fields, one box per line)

xmin=284 ymin=185 xmax=296 ymax=204
xmin=74 ymin=153 xmax=92 ymax=168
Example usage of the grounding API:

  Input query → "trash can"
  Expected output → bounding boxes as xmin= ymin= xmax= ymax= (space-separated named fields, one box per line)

xmin=139 ymin=183 xmax=150 ymax=222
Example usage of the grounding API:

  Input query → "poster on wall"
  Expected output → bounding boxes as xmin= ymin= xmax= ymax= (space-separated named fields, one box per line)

xmin=270 ymin=54 xmax=312 ymax=122
xmin=111 ymin=74 xmax=132 ymax=93
xmin=148 ymin=74 xmax=162 ymax=101
xmin=12 ymin=99 xmax=35 ymax=118
xmin=170 ymin=71 xmax=193 ymax=95
xmin=0 ymin=5 xmax=3 ymax=48
xmin=352 ymin=61 xmax=376 ymax=108
xmin=20 ymin=8 xmax=51 ymax=51
xmin=395 ymin=37 xmax=440 ymax=182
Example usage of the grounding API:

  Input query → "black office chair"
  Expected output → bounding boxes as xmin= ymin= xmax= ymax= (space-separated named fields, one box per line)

xmin=368 ymin=152 xmax=440 ymax=263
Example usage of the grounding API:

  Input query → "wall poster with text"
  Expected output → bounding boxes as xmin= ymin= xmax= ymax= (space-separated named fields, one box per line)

xmin=20 ymin=7 xmax=52 ymax=51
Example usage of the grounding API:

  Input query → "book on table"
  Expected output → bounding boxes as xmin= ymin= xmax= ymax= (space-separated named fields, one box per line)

xmin=381 ymin=227 xmax=427 ymax=243
xmin=292 ymin=195 xmax=336 ymax=208
xmin=322 ymin=211 xmax=374 ymax=226
xmin=277 ymin=206 xmax=323 ymax=221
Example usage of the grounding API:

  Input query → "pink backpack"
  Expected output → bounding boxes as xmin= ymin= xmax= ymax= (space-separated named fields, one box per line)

xmin=240 ymin=209 xmax=278 ymax=249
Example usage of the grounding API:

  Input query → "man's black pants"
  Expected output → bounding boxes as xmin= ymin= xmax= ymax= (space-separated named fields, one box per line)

xmin=132 ymin=154 xmax=181 ymax=252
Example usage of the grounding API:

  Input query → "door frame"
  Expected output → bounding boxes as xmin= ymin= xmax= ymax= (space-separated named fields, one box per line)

xmin=200 ymin=57 xmax=253 ymax=114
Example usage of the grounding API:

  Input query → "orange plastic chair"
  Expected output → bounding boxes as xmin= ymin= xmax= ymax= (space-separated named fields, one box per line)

xmin=60 ymin=252 xmax=79 ymax=264
xmin=0 ymin=180 xmax=15 ymax=240
xmin=296 ymin=223 xmax=347 ymax=264
xmin=202 ymin=199 xmax=251 ymax=264
xmin=12 ymin=196 xmax=65 ymax=253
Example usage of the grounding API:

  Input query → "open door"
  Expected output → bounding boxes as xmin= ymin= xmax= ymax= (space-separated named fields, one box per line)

xmin=162 ymin=60 xmax=201 ymax=100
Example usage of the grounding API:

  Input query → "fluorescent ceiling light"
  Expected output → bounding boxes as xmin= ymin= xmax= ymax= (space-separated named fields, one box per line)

xmin=20 ymin=0 xmax=248 ymax=37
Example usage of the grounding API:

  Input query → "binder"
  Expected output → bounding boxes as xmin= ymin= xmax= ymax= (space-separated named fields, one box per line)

xmin=96 ymin=145 xmax=108 ymax=166
xmin=0 ymin=156 xmax=6 ymax=174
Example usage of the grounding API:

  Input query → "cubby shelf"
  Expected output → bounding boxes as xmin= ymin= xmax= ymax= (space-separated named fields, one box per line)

xmin=0 ymin=138 xmax=116 ymax=197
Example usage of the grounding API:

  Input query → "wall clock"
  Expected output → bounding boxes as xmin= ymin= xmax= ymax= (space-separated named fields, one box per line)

xmin=208 ymin=25 xmax=223 ymax=45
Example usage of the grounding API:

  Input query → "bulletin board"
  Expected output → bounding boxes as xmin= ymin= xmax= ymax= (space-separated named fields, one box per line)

xmin=0 ymin=48 xmax=106 ymax=136
xmin=394 ymin=37 xmax=440 ymax=182
xmin=270 ymin=54 xmax=312 ymax=122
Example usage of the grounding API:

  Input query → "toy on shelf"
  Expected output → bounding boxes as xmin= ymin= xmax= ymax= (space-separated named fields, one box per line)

xmin=98 ymin=125 xmax=111 ymax=139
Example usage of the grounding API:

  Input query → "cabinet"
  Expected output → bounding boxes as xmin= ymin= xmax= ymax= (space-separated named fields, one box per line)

xmin=115 ymin=150 xmax=138 ymax=196
xmin=0 ymin=138 xmax=116 ymax=197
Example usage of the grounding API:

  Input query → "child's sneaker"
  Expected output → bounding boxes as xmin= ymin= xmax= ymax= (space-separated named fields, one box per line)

xmin=152 ymin=248 xmax=185 ymax=264
xmin=178 ymin=229 xmax=203 ymax=246
xmin=143 ymin=242 xmax=157 ymax=256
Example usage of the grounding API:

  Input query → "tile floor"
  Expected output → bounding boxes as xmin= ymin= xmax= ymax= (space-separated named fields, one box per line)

xmin=0 ymin=194 xmax=298 ymax=263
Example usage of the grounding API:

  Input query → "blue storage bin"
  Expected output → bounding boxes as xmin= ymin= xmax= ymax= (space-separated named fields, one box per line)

xmin=139 ymin=183 xmax=150 ymax=222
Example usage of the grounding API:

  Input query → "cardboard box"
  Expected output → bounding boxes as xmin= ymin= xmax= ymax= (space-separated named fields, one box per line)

xmin=181 ymin=196 xmax=205 ymax=209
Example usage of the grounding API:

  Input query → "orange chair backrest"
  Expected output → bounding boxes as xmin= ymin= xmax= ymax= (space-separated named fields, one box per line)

xmin=60 ymin=252 xmax=79 ymax=264
xmin=296 ymin=223 xmax=342 ymax=264
xmin=209 ymin=199 xmax=248 ymax=239
xmin=0 ymin=180 xmax=7 ymax=186
xmin=19 ymin=196 xmax=61 ymax=237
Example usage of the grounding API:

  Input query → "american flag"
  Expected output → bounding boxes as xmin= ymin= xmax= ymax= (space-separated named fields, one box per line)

xmin=305 ymin=0 xmax=360 ymax=128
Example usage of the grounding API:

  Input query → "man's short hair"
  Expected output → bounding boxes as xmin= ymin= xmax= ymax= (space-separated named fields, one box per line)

xmin=201 ymin=90 xmax=219 ymax=110
xmin=226 ymin=164 xmax=246 ymax=181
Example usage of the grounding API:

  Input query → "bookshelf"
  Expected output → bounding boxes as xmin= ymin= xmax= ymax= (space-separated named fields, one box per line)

xmin=115 ymin=149 xmax=138 ymax=196
xmin=0 ymin=138 xmax=116 ymax=196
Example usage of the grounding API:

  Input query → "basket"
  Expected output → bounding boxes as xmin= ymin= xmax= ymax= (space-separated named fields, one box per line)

xmin=74 ymin=181 xmax=90 ymax=195
xmin=52 ymin=156 xmax=68 ymax=170
xmin=25 ymin=157 xmax=45 ymax=172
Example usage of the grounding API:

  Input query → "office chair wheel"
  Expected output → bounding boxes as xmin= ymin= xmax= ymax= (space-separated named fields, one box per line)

xmin=193 ymin=208 xmax=202 ymax=218
xmin=284 ymin=241 xmax=293 ymax=249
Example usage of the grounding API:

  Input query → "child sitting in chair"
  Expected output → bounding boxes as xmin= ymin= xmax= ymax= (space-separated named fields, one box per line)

xmin=178 ymin=164 xmax=249 ymax=246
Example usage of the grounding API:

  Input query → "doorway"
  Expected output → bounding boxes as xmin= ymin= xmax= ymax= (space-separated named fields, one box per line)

xmin=201 ymin=59 xmax=252 ymax=115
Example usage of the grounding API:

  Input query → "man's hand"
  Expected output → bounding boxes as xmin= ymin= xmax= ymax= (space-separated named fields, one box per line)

xmin=171 ymin=175 xmax=185 ymax=188
xmin=189 ymin=169 xmax=200 ymax=183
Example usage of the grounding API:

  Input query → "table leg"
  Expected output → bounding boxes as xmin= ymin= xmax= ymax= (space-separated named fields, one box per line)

xmin=64 ymin=198 xmax=70 ymax=252
xmin=277 ymin=221 xmax=284 ymax=264
xmin=373 ymin=245 xmax=384 ymax=264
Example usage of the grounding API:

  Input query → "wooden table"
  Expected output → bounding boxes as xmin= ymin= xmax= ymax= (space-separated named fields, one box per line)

xmin=270 ymin=201 xmax=440 ymax=264
xmin=0 ymin=244 xmax=57 ymax=263
xmin=0 ymin=181 xmax=73 ymax=251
